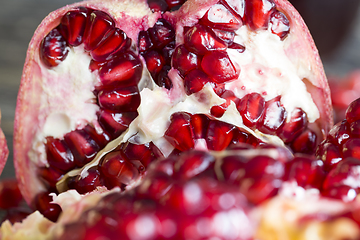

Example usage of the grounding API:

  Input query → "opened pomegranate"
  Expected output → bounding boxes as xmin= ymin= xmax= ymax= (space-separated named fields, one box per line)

xmin=13 ymin=0 xmax=331 ymax=226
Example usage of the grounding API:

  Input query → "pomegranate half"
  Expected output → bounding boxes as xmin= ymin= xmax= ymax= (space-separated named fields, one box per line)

xmin=14 ymin=0 xmax=332 ymax=217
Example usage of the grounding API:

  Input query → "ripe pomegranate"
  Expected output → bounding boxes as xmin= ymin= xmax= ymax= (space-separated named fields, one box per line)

xmin=13 ymin=0 xmax=332 ymax=225
xmin=0 ymin=111 xmax=9 ymax=175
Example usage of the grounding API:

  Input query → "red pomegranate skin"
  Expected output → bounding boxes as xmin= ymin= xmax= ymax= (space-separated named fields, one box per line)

xmin=14 ymin=0 xmax=332 ymax=208
xmin=0 ymin=111 xmax=9 ymax=175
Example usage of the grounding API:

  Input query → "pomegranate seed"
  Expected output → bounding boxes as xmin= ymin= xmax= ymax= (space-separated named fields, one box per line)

xmin=161 ymin=41 xmax=175 ymax=64
xmin=40 ymin=27 xmax=69 ymax=67
xmin=138 ymin=171 xmax=173 ymax=199
xmin=121 ymin=142 xmax=163 ymax=167
xmin=148 ymin=19 xmax=175 ymax=49
xmin=38 ymin=167 xmax=63 ymax=191
xmin=346 ymin=98 xmax=360 ymax=123
xmin=245 ymin=0 xmax=275 ymax=30
xmin=174 ymin=151 xmax=215 ymax=179
xmin=316 ymin=141 xmax=343 ymax=172
xmin=237 ymin=92 xmax=265 ymax=128
xmin=98 ymin=86 xmax=140 ymax=112
xmin=322 ymin=185 xmax=358 ymax=202
xmin=143 ymin=50 xmax=165 ymax=78
xmin=284 ymin=155 xmax=325 ymax=189
xmin=200 ymin=3 xmax=242 ymax=31
xmin=165 ymin=0 xmax=186 ymax=9
xmin=100 ymin=151 xmax=140 ymax=185
xmin=184 ymin=24 xmax=227 ymax=55
xmin=59 ymin=7 xmax=89 ymax=46
xmin=258 ymin=97 xmax=286 ymax=134
xmin=99 ymin=52 xmax=143 ymax=87
xmin=98 ymin=110 xmax=138 ymax=139
xmin=64 ymin=129 xmax=100 ymax=167
xmin=228 ymin=42 xmax=246 ymax=52
xmin=183 ymin=69 xmax=213 ymax=95
xmin=45 ymin=137 xmax=76 ymax=171
xmin=290 ymin=128 xmax=317 ymax=154
xmin=190 ymin=114 xmax=210 ymax=139
xmin=138 ymin=30 xmax=154 ymax=52
xmin=342 ymin=138 xmax=360 ymax=159
xmin=210 ymin=105 xmax=227 ymax=118
xmin=33 ymin=192 xmax=62 ymax=222
xmin=164 ymin=112 xmax=195 ymax=151
xmin=220 ymin=155 xmax=247 ymax=184
xmin=172 ymin=45 xmax=200 ymax=77
xmin=212 ymin=29 xmax=236 ymax=44
xmin=328 ymin=120 xmax=350 ymax=146
xmin=278 ymin=108 xmax=308 ymax=143
xmin=270 ymin=10 xmax=290 ymax=40
xmin=230 ymin=128 xmax=253 ymax=146
xmin=206 ymin=120 xmax=235 ymax=151
xmin=0 ymin=179 xmax=23 ymax=209
xmin=72 ymin=166 xmax=102 ymax=194
xmin=350 ymin=120 xmax=360 ymax=138
xmin=156 ymin=66 xmax=173 ymax=89
xmin=91 ymin=28 xmax=131 ymax=61
xmin=83 ymin=125 xmax=111 ymax=149
xmin=201 ymin=50 xmax=239 ymax=83
xmin=83 ymin=10 xmax=115 ymax=51
xmin=147 ymin=0 xmax=169 ymax=13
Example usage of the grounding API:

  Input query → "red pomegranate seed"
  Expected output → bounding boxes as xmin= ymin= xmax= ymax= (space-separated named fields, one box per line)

xmin=83 ymin=10 xmax=115 ymax=51
xmin=328 ymin=120 xmax=350 ymax=146
xmin=258 ymin=96 xmax=286 ymax=134
xmin=83 ymin=125 xmax=111 ymax=149
xmin=245 ymin=155 xmax=284 ymax=179
xmin=322 ymin=185 xmax=358 ymax=202
xmin=40 ymin=27 xmax=69 ymax=67
xmin=91 ymin=28 xmax=131 ymax=61
xmin=0 ymin=179 xmax=23 ymax=209
xmin=278 ymin=108 xmax=308 ymax=143
xmin=206 ymin=120 xmax=235 ymax=151
xmin=97 ymin=86 xmax=140 ymax=112
xmin=138 ymin=171 xmax=173 ymax=199
xmin=148 ymin=19 xmax=175 ymax=49
xmin=190 ymin=114 xmax=210 ymax=139
xmin=38 ymin=167 xmax=63 ymax=191
xmin=98 ymin=110 xmax=138 ymax=139
xmin=161 ymin=41 xmax=175 ymax=65
xmin=290 ymin=128 xmax=317 ymax=154
xmin=45 ymin=137 xmax=76 ymax=172
xmin=156 ymin=66 xmax=173 ymax=89
xmin=100 ymin=151 xmax=140 ymax=185
xmin=342 ymin=138 xmax=360 ymax=159
xmin=201 ymin=50 xmax=239 ymax=83
xmin=165 ymin=0 xmax=186 ymax=9
xmin=200 ymin=3 xmax=242 ymax=31
xmin=172 ymin=45 xmax=200 ymax=77
xmin=212 ymin=29 xmax=235 ymax=44
xmin=184 ymin=24 xmax=227 ymax=55
xmin=245 ymin=0 xmax=275 ymax=30
xmin=72 ymin=166 xmax=102 ymax=194
xmin=350 ymin=120 xmax=360 ymax=138
xmin=228 ymin=42 xmax=246 ymax=52
xmin=174 ymin=151 xmax=215 ymax=179
xmin=164 ymin=112 xmax=195 ymax=151
xmin=210 ymin=105 xmax=227 ymax=118
xmin=346 ymin=98 xmax=360 ymax=123
xmin=284 ymin=155 xmax=325 ymax=189
xmin=121 ymin=142 xmax=163 ymax=167
xmin=64 ymin=129 xmax=100 ymax=167
xmin=59 ymin=7 xmax=90 ymax=46
xmin=33 ymin=192 xmax=62 ymax=222
xmin=183 ymin=69 xmax=213 ymax=95
xmin=143 ymin=50 xmax=165 ymax=78
xmin=220 ymin=155 xmax=247 ymax=184
xmin=316 ymin=141 xmax=342 ymax=172
xmin=138 ymin=30 xmax=154 ymax=52
xmin=230 ymin=128 xmax=252 ymax=146
xmin=237 ymin=92 xmax=265 ymax=128
xmin=270 ymin=10 xmax=290 ymax=40
xmin=98 ymin=52 xmax=143 ymax=88
xmin=147 ymin=0 xmax=169 ymax=13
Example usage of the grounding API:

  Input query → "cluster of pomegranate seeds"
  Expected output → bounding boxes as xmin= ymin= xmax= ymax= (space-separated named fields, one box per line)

xmin=37 ymin=7 xmax=144 ymax=195
xmin=138 ymin=19 xmax=175 ymax=89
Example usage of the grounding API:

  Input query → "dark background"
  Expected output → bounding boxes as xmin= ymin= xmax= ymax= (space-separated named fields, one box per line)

xmin=0 ymin=0 xmax=360 ymax=179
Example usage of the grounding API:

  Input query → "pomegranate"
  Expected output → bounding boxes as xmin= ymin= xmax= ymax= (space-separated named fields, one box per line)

xmin=12 ymin=0 xmax=332 ymax=232
xmin=0 ymin=111 xmax=9 ymax=175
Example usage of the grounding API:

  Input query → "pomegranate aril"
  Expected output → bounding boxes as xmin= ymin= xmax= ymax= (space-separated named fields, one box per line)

xmin=245 ymin=0 xmax=275 ymax=30
xmin=83 ymin=125 xmax=111 ymax=149
xmin=201 ymin=50 xmax=239 ymax=83
xmin=0 ymin=179 xmax=23 ymax=209
xmin=98 ymin=86 xmax=140 ymax=112
xmin=156 ymin=66 xmax=173 ymax=89
xmin=165 ymin=0 xmax=186 ymax=9
xmin=212 ymin=29 xmax=235 ymax=44
xmin=100 ymin=151 xmax=140 ymax=185
xmin=237 ymin=92 xmax=265 ymax=128
xmin=228 ymin=42 xmax=246 ymax=52
xmin=121 ymin=142 xmax=163 ymax=168
xmin=72 ymin=166 xmax=102 ymax=194
xmin=245 ymin=155 xmax=284 ymax=179
xmin=258 ymin=97 xmax=286 ymax=134
xmin=328 ymin=120 xmax=350 ymax=146
xmin=290 ymin=128 xmax=317 ymax=154
xmin=342 ymin=138 xmax=360 ymax=159
xmin=278 ymin=108 xmax=308 ymax=143
xmin=220 ymin=155 xmax=247 ymax=184
xmin=148 ymin=19 xmax=175 ymax=49
xmin=147 ymin=0 xmax=169 ymax=13
xmin=206 ymin=120 xmax=235 ymax=151
xmin=270 ymin=10 xmax=290 ymax=40
xmin=172 ymin=45 xmax=200 ymax=77
xmin=190 ymin=114 xmax=210 ymax=139
xmin=184 ymin=24 xmax=228 ymax=55
xmin=200 ymin=3 xmax=242 ymax=31
xmin=174 ymin=151 xmax=215 ymax=179
xmin=138 ymin=30 xmax=154 ymax=52
xmin=346 ymin=98 xmax=360 ymax=123
xmin=98 ymin=110 xmax=138 ymax=139
xmin=45 ymin=137 xmax=75 ymax=172
xmin=350 ymin=120 xmax=360 ymax=138
xmin=64 ymin=129 xmax=100 ymax=167
xmin=183 ymin=69 xmax=213 ymax=95
xmin=91 ymin=28 xmax=131 ymax=61
xmin=59 ymin=7 xmax=89 ymax=46
xmin=164 ymin=112 xmax=195 ymax=151
xmin=322 ymin=185 xmax=358 ymax=202
xmin=161 ymin=41 xmax=175 ymax=65
xmin=40 ymin=27 xmax=69 ymax=67
xmin=138 ymin=171 xmax=173 ymax=199
xmin=38 ymin=167 xmax=63 ymax=191
xmin=83 ymin=10 xmax=115 ymax=51
xmin=33 ymin=192 xmax=62 ymax=222
xmin=143 ymin=50 xmax=165 ymax=78
xmin=316 ymin=141 xmax=342 ymax=172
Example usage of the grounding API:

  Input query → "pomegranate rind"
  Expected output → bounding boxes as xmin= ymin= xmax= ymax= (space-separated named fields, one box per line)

xmin=14 ymin=0 xmax=159 ymax=204
xmin=0 ymin=111 xmax=9 ymax=175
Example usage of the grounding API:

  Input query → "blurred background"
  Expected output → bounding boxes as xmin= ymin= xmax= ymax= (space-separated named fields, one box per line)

xmin=0 ymin=0 xmax=360 ymax=179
